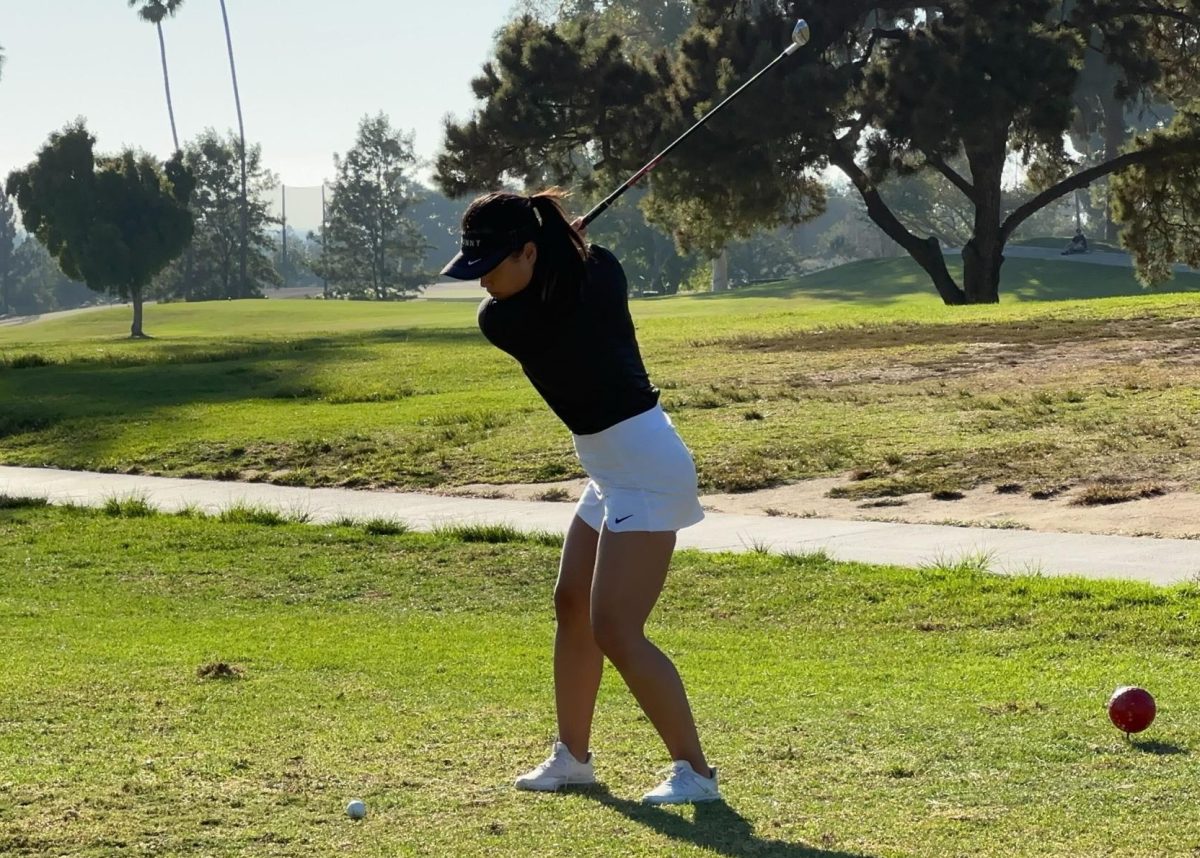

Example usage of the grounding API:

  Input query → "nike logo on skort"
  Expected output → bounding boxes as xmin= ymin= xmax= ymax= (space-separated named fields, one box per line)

xmin=614 ymin=515 xmax=634 ymax=524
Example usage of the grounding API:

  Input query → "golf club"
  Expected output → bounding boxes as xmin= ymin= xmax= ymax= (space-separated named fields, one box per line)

xmin=580 ymin=18 xmax=811 ymax=229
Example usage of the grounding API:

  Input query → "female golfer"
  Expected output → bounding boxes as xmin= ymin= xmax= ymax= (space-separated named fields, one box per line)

xmin=440 ymin=189 xmax=717 ymax=805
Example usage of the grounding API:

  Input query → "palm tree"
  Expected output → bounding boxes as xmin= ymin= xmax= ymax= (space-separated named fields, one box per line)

xmin=218 ymin=0 xmax=249 ymax=297
xmin=128 ymin=0 xmax=186 ymax=153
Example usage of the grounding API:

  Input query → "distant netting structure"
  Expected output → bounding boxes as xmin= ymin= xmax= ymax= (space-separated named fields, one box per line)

xmin=260 ymin=183 xmax=328 ymax=292
xmin=262 ymin=183 xmax=328 ymax=238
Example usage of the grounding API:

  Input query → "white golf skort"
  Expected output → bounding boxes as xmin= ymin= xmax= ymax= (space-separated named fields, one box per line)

xmin=571 ymin=403 xmax=705 ymax=534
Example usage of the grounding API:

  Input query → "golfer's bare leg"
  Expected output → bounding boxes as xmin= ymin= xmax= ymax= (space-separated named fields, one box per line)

xmin=553 ymin=515 xmax=603 ymax=763
xmin=590 ymin=527 xmax=710 ymax=776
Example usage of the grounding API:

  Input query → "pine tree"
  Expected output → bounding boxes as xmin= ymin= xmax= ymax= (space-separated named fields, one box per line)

xmin=321 ymin=115 xmax=428 ymax=300
xmin=440 ymin=0 xmax=1200 ymax=304
xmin=156 ymin=130 xmax=280 ymax=301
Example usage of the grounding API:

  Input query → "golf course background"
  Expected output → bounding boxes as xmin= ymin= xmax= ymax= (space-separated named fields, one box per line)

xmin=2 ymin=252 xmax=1200 ymax=501
xmin=4 ymin=255 xmax=1200 ymax=855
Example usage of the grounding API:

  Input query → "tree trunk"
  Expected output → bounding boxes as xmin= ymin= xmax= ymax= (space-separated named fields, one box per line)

xmin=907 ymin=235 xmax=967 ymax=304
xmin=281 ymin=185 xmax=288 ymax=288
xmin=156 ymin=21 xmax=180 ymax=153
xmin=1102 ymin=90 xmax=1126 ymax=242
xmin=710 ymin=248 xmax=729 ymax=292
xmin=0 ymin=254 xmax=9 ymax=315
xmin=220 ymin=0 xmax=249 ymax=299
xmin=373 ymin=233 xmax=383 ymax=300
xmin=828 ymin=147 xmax=967 ymax=305
xmin=130 ymin=285 xmax=146 ymax=339
xmin=961 ymin=238 xmax=1004 ymax=304
xmin=183 ymin=243 xmax=195 ymax=301
xmin=961 ymin=144 xmax=1006 ymax=304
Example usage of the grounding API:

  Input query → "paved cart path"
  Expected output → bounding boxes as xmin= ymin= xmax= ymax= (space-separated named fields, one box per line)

xmin=2 ymin=466 xmax=1197 ymax=585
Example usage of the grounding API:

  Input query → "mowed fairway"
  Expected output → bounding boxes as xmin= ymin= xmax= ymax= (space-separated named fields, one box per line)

xmin=2 ymin=256 xmax=1200 ymax=499
xmin=2 ymin=501 xmax=1199 ymax=857
xmin=4 ymin=258 xmax=1200 ymax=857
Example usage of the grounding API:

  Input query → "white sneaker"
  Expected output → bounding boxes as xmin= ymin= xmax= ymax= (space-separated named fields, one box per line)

xmin=641 ymin=761 xmax=721 ymax=805
xmin=514 ymin=742 xmax=596 ymax=792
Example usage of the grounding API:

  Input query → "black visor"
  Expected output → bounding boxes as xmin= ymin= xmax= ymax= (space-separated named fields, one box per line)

xmin=440 ymin=227 xmax=536 ymax=280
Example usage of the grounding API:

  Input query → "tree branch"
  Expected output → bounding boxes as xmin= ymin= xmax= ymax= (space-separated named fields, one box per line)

xmin=827 ymin=144 xmax=968 ymax=304
xmin=853 ymin=26 xmax=907 ymax=72
xmin=836 ymin=114 xmax=872 ymax=150
xmin=925 ymin=153 xmax=976 ymax=202
xmin=1102 ymin=3 xmax=1200 ymax=26
xmin=1001 ymin=136 xmax=1197 ymax=241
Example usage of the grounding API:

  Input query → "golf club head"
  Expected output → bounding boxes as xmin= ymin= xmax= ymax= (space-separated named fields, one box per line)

xmin=786 ymin=19 xmax=811 ymax=54
xmin=793 ymin=19 xmax=811 ymax=46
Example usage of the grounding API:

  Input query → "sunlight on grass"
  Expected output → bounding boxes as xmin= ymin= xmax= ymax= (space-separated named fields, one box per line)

xmin=1 ymin=505 xmax=1198 ymax=856
xmin=3 ymin=258 xmax=1200 ymax=499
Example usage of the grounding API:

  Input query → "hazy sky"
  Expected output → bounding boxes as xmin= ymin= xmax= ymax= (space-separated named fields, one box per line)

xmin=0 ymin=1 xmax=517 ymax=192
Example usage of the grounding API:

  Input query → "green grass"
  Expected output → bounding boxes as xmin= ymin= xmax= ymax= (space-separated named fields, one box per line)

xmin=3 ymin=258 xmax=1200 ymax=497
xmin=1014 ymin=235 xmax=1128 ymax=254
xmin=2 ymin=503 xmax=1199 ymax=856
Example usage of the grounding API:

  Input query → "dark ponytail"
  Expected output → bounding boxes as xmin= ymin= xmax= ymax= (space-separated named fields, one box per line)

xmin=461 ymin=187 xmax=589 ymax=303
xmin=528 ymin=189 xmax=589 ymax=302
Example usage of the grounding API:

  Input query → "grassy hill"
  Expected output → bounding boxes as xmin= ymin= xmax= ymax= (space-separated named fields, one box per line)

xmin=1013 ymin=235 xmax=1128 ymax=254
xmin=717 ymin=253 xmax=1190 ymax=304
xmin=3 ymin=257 xmax=1199 ymax=498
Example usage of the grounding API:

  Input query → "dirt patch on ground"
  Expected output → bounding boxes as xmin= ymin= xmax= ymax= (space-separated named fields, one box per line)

xmin=196 ymin=662 xmax=245 ymax=680
xmin=720 ymin=316 xmax=1200 ymax=354
xmin=440 ymin=475 xmax=1200 ymax=540
xmin=752 ymin=317 xmax=1200 ymax=389
xmin=700 ymin=477 xmax=1200 ymax=539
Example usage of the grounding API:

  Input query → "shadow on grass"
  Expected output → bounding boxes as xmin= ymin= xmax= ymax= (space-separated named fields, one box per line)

xmin=1131 ymin=739 xmax=1188 ymax=755
xmin=0 ymin=327 xmax=487 ymax=440
xmin=580 ymin=785 xmax=873 ymax=858
xmin=2 ymin=326 xmax=483 ymax=371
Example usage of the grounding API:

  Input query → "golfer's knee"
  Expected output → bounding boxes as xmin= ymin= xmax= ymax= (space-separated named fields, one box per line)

xmin=590 ymin=611 xmax=641 ymax=664
xmin=553 ymin=582 xmax=590 ymax=625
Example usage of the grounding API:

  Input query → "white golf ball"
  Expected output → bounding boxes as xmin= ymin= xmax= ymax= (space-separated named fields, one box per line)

xmin=345 ymin=799 xmax=367 ymax=820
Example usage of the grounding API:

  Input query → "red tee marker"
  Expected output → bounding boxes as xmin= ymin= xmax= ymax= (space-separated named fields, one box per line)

xmin=1107 ymin=686 xmax=1156 ymax=735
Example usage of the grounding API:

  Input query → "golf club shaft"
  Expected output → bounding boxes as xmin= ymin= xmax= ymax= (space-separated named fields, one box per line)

xmin=581 ymin=42 xmax=801 ymax=229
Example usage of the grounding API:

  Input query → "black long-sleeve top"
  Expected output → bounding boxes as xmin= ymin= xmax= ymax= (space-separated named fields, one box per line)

xmin=477 ymin=245 xmax=659 ymax=436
